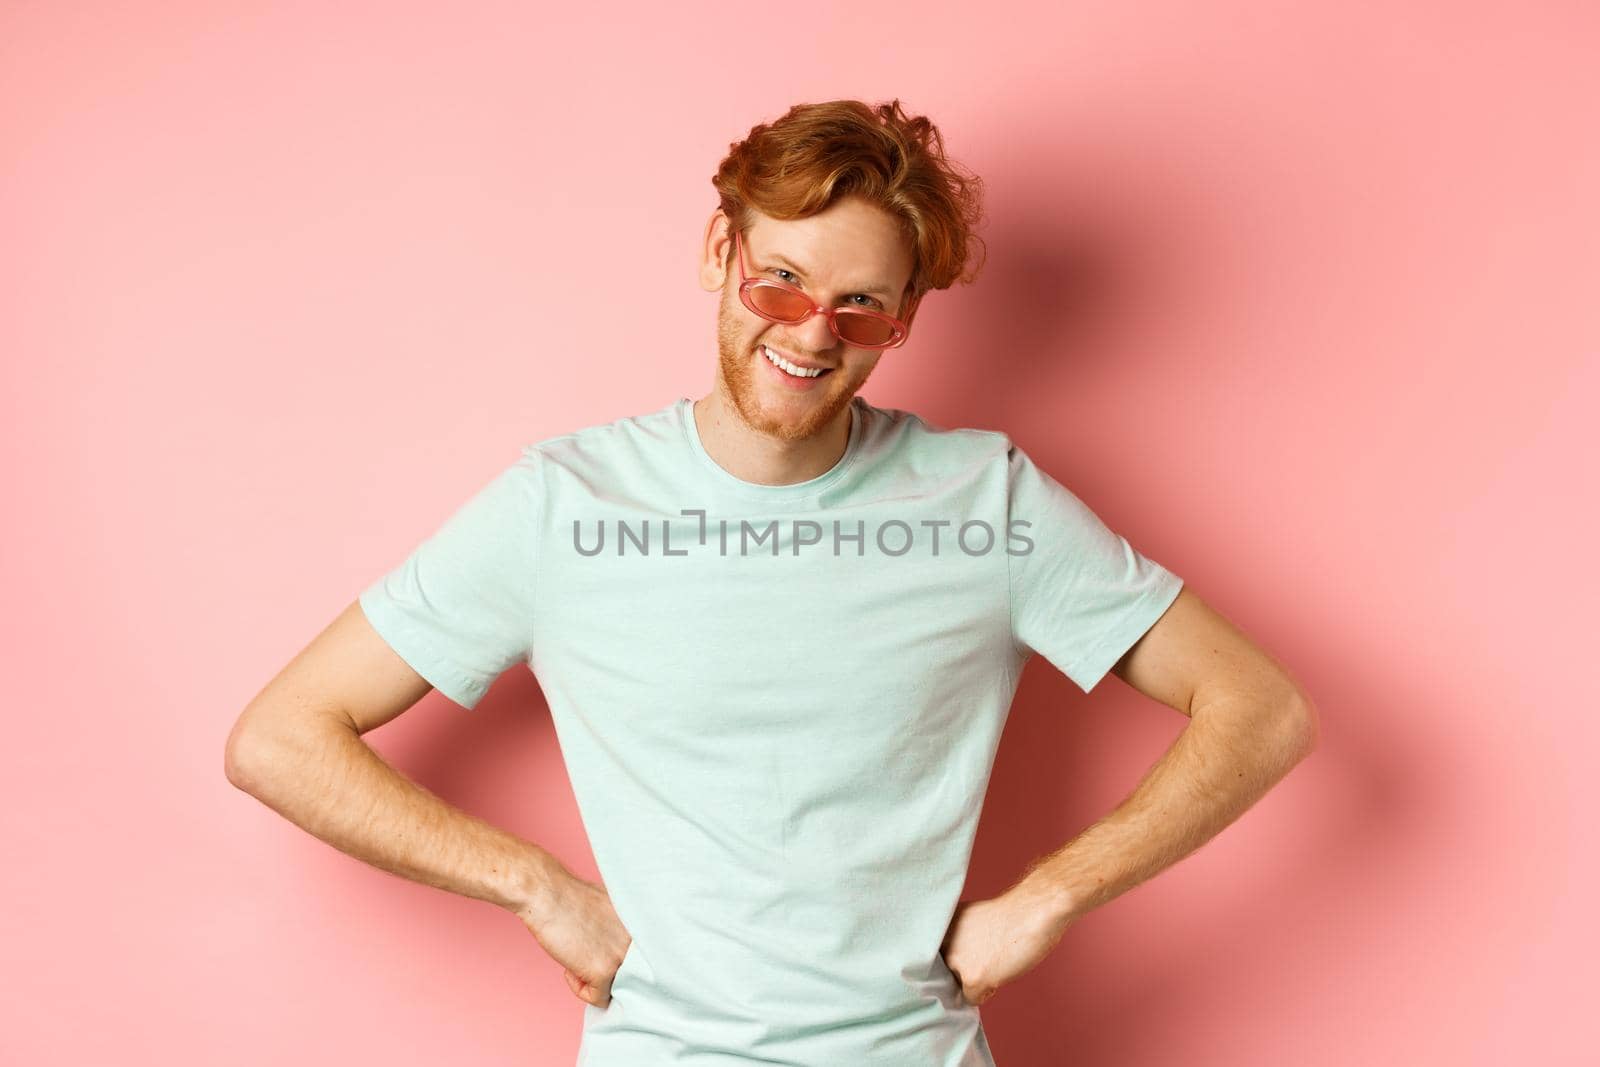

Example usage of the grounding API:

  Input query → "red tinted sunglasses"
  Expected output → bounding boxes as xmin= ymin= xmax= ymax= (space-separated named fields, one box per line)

xmin=732 ymin=229 xmax=918 ymax=350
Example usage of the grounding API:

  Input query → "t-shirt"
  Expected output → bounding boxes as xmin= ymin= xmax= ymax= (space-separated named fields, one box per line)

xmin=358 ymin=394 xmax=1184 ymax=1066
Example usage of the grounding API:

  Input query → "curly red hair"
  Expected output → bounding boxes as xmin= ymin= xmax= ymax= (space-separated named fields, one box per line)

xmin=711 ymin=98 xmax=987 ymax=304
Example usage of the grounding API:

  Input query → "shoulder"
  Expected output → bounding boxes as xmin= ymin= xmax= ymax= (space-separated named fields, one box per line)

xmin=523 ymin=400 xmax=685 ymax=482
xmin=857 ymin=399 xmax=1014 ymax=477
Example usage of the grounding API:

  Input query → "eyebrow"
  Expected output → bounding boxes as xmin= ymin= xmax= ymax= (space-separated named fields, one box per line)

xmin=763 ymin=252 xmax=897 ymax=300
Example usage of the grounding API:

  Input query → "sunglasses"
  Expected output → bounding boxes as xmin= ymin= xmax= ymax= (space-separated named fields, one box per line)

xmin=732 ymin=229 xmax=919 ymax=350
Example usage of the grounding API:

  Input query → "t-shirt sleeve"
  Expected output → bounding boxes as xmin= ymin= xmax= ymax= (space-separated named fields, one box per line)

xmin=1006 ymin=443 xmax=1183 ymax=693
xmin=357 ymin=447 xmax=542 ymax=710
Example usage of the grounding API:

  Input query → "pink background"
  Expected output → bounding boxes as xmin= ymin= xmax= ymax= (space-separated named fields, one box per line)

xmin=4 ymin=2 xmax=1595 ymax=1063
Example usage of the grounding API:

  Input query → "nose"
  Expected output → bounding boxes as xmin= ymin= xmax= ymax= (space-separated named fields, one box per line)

xmin=798 ymin=305 xmax=840 ymax=351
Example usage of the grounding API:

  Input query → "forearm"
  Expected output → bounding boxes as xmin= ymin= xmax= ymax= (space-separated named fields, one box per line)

xmin=227 ymin=718 xmax=564 ymax=916
xmin=1015 ymin=691 xmax=1318 ymax=924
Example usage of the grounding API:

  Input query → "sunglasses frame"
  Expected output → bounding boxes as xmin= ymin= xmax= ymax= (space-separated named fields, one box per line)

xmin=731 ymin=228 xmax=919 ymax=350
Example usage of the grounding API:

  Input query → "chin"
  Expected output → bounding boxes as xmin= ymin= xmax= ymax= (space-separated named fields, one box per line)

xmin=733 ymin=346 xmax=851 ymax=440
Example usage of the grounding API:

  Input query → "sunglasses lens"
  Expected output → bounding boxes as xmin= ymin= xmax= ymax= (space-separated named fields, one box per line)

xmin=836 ymin=312 xmax=896 ymax=348
xmin=745 ymin=283 xmax=900 ymax=348
xmin=748 ymin=284 xmax=811 ymax=322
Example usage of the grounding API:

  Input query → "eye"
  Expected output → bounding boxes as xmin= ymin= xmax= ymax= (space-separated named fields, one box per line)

xmin=770 ymin=269 xmax=881 ymax=309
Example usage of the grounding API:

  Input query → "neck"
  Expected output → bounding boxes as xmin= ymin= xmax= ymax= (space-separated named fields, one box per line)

xmin=691 ymin=387 xmax=853 ymax=486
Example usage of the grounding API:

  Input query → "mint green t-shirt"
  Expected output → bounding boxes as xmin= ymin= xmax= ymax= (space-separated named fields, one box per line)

xmin=359 ymin=395 xmax=1183 ymax=1066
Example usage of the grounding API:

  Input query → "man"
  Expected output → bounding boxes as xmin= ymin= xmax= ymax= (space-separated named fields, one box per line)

xmin=225 ymin=98 xmax=1318 ymax=1066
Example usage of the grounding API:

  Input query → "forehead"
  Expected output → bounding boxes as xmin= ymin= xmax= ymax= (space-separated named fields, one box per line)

xmin=746 ymin=209 xmax=913 ymax=297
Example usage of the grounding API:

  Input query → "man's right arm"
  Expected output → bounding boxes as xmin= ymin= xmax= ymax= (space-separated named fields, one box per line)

xmin=222 ymin=598 xmax=567 ymax=917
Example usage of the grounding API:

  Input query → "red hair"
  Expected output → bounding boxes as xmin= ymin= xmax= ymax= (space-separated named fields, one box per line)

xmin=711 ymin=99 xmax=987 ymax=303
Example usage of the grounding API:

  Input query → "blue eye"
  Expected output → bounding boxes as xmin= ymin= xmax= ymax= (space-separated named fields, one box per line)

xmin=771 ymin=269 xmax=881 ymax=309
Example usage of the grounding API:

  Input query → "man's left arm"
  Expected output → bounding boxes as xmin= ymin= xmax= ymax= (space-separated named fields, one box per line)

xmin=941 ymin=585 xmax=1319 ymax=1004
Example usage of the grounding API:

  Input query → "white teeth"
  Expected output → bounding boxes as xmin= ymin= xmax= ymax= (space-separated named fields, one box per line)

xmin=762 ymin=344 xmax=825 ymax=378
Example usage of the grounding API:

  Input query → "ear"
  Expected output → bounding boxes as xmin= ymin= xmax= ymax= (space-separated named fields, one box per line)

xmin=700 ymin=210 xmax=734 ymax=293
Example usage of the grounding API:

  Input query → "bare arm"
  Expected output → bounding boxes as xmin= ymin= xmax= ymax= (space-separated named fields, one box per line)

xmin=941 ymin=586 xmax=1319 ymax=1003
xmin=1018 ymin=586 xmax=1318 ymax=921
xmin=223 ymin=598 xmax=630 ymax=1007
xmin=1019 ymin=681 xmax=1314 ymax=924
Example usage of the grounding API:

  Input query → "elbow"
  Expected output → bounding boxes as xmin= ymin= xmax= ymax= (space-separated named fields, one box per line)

xmin=224 ymin=706 xmax=300 ymax=796
xmin=224 ymin=701 xmax=354 ymax=796
xmin=1278 ymin=690 xmax=1321 ymax=764
xmin=224 ymin=715 xmax=268 ymax=794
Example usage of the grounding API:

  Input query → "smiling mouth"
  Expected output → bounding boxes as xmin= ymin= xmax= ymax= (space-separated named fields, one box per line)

xmin=760 ymin=343 xmax=834 ymax=379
